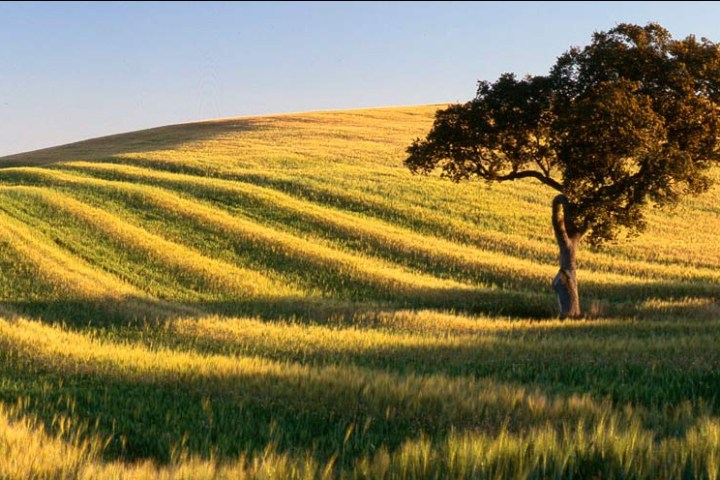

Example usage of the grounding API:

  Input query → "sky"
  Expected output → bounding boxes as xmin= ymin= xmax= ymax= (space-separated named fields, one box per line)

xmin=2 ymin=1 xmax=720 ymax=156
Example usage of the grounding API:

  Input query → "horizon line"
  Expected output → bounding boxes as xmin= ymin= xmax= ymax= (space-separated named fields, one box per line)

xmin=0 ymin=102 xmax=451 ymax=160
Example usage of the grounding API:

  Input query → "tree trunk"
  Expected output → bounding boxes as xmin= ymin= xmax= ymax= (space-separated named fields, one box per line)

xmin=551 ymin=195 xmax=582 ymax=319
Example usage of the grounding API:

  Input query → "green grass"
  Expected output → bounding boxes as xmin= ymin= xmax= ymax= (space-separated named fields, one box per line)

xmin=0 ymin=105 xmax=718 ymax=478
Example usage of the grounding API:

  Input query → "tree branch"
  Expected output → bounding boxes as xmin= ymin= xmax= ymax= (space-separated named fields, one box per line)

xmin=534 ymin=158 xmax=550 ymax=177
xmin=532 ymin=136 xmax=551 ymax=176
xmin=494 ymin=170 xmax=564 ymax=192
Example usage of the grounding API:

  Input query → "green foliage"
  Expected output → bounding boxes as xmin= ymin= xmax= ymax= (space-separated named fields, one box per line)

xmin=406 ymin=23 xmax=720 ymax=244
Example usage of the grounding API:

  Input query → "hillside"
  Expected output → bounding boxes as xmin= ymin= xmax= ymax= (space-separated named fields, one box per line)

xmin=0 ymin=105 xmax=719 ymax=478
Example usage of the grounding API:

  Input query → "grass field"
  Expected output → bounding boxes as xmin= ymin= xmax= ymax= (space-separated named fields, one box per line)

xmin=0 ymin=105 xmax=719 ymax=478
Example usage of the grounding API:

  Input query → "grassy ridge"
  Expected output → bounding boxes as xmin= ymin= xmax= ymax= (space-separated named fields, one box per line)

xmin=0 ymin=105 xmax=719 ymax=478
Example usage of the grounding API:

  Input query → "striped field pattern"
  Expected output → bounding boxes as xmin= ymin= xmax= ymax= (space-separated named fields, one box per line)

xmin=0 ymin=105 xmax=719 ymax=478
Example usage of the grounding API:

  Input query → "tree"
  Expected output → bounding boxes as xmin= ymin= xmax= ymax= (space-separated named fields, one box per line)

xmin=405 ymin=23 xmax=720 ymax=318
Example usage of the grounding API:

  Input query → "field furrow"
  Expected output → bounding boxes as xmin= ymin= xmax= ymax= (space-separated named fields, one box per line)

xmin=0 ymin=185 xmax=300 ymax=301
xmin=58 ymin=160 xmax=720 ymax=287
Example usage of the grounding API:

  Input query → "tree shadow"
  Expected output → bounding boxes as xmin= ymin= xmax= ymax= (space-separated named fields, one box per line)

xmin=2 ymin=272 xmax=717 ymax=331
xmin=5 ymin=283 xmax=716 ymax=332
xmin=1 ymin=288 xmax=557 ymax=332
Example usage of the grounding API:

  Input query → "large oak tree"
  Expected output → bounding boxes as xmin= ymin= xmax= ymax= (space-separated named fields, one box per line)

xmin=406 ymin=23 xmax=720 ymax=318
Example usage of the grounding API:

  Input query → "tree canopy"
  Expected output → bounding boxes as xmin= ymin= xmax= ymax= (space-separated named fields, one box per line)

xmin=406 ymin=23 xmax=720 ymax=245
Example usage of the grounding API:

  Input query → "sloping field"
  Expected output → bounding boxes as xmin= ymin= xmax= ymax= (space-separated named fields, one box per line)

xmin=0 ymin=105 xmax=718 ymax=478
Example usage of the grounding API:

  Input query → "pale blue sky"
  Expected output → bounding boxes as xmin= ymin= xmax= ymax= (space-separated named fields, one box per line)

xmin=2 ymin=1 xmax=720 ymax=156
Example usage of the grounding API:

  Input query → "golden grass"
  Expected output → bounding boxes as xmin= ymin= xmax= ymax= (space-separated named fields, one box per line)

xmin=0 ymin=166 xmax=481 ymax=299
xmin=0 ymin=185 xmax=298 ymax=300
xmin=60 ymin=160 xmax=720 ymax=285
xmin=0 ymin=105 xmax=719 ymax=478
xmin=0 ymin=209 xmax=141 ymax=300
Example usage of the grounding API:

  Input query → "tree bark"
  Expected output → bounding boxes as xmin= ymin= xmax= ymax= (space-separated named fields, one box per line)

xmin=551 ymin=195 xmax=582 ymax=319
